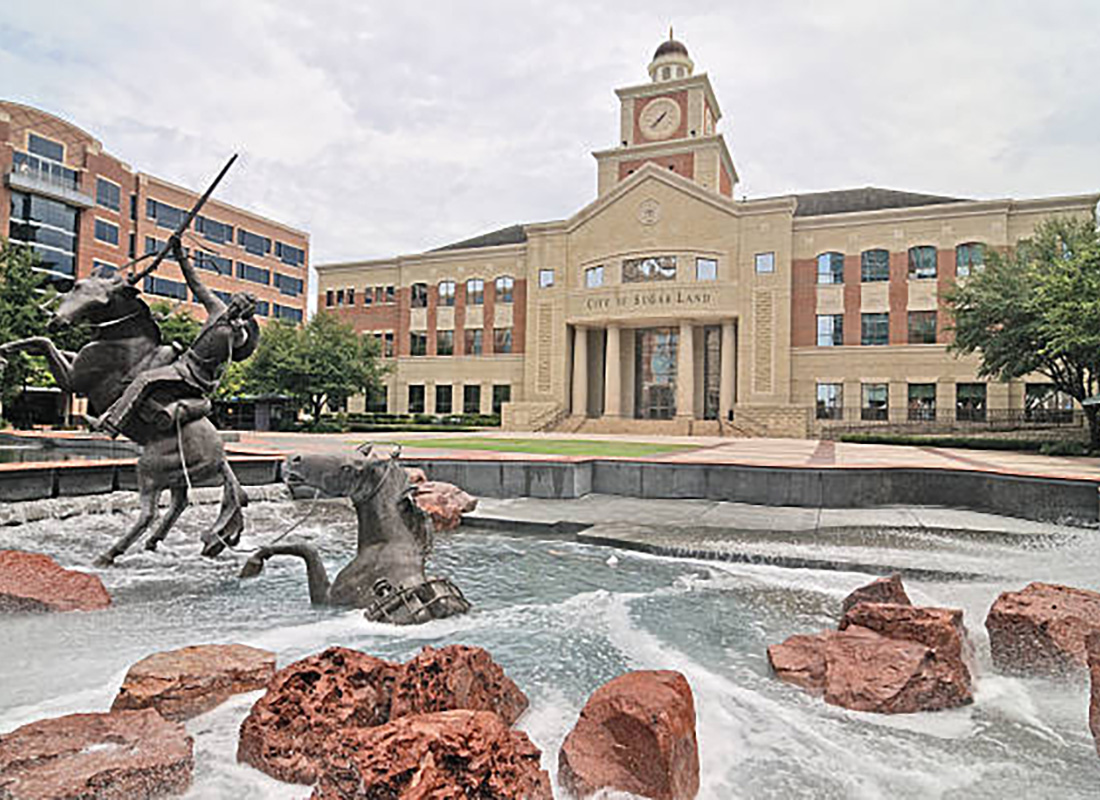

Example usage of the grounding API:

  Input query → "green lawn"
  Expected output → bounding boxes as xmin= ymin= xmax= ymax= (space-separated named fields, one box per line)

xmin=391 ymin=437 xmax=700 ymax=458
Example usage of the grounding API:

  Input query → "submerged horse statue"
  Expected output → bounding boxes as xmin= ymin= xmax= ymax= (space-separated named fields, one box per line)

xmin=240 ymin=445 xmax=470 ymax=624
xmin=0 ymin=264 xmax=250 ymax=565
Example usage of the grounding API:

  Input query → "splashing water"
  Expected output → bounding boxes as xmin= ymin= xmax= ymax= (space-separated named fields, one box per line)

xmin=1 ymin=499 xmax=1099 ymax=798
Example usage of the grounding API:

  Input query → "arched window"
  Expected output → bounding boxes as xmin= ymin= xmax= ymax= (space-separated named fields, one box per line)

xmin=861 ymin=249 xmax=889 ymax=282
xmin=495 ymin=275 xmax=514 ymax=303
xmin=466 ymin=278 xmax=484 ymax=305
xmin=410 ymin=282 xmax=428 ymax=308
xmin=438 ymin=280 xmax=455 ymax=307
xmin=955 ymin=242 xmax=985 ymax=277
xmin=816 ymin=252 xmax=844 ymax=285
xmin=908 ymin=246 xmax=937 ymax=279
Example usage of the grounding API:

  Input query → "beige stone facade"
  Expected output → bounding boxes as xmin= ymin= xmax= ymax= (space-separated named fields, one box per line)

xmin=316 ymin=36 xmax=1099 ymax=437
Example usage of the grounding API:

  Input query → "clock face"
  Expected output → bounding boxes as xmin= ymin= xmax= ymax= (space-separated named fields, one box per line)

xmin=639 ymin=97 xmax=682 ymax=141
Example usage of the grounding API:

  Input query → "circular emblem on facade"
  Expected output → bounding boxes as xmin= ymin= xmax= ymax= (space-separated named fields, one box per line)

xmin=637 ymin=198 xmax=661 ymax=226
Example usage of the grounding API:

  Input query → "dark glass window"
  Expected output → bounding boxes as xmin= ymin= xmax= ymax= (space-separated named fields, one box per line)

xmin=28 ymin=133 xmax=64 ymax=162
xmin=956 ymin=383 xmax=986 ymax=421
xmin=861 ymin=312 xmax=889 ymax=345
xmin=861 ymin=249 xmax=890 ymax=282
xmin=435 ymin=384 xmax=453 ymax=415
xmin=816 ymin=314 xmax=843 ymax=347
xmin=96 ymin=179 xmax=120 ymax=211
xmin=94 ymin=219 xmax=119 ymax=245
xmin=12 ymin=151 xmax=78 ymax=189
xmin=146 ymin=199 xmax=188 ymax=230
xmin=817 ymin=252 xmax=844 ymax=284
xmin=274 ymin=273 xmax=304 ymax=296
xmin=493 ymin=327 xmax=513 ymax=354
xmin=862 ymin=383 xmax=888 ymax=421
xmin=438 ymin=280 xmax=455 ymax=306
xmin=492 ymin=384 xmax=511 ymax=414
xmin=908 ymin=311 xmax=937 ymax=344
xmin=143 ymin=275 xmax=187 ymax=301
xmin=466 ymin=278 xmax=484 ymax=305
xmin=908 ymin=246 xmax=937 ymax=279
xmin=347 ymin=287 xmax=355 ymax=305
xmin=237 ymin=228 xmax=271 ymax=256
xmin=411 ymin=283 xmax=429 ymax=308
xmin=463 ymin=384 xmax=481 ymax=414
xmin=196 ymin=215 xmax=234 ymax=245
xmin=495 ymin=275 xmax=514 ymax=303
xmin=383 ymin=332 xmax=394 ymax=357
xmin=410 ymin=331 xmax=427 ymax=356
xmin=236 ymin=262 xmax=270 ymax=285
xmin=275 ymin=241 xmax=305 ymax=266
xmin=908 ymin=383 xmax=936 ymax=421
xmin=254 ymin=300 xmax=270 ymax=317
xmin=816 ymin=383 xmax=842 ymax=420
xmin=92 ymin=260 xmax=117 ymax=275
xmin=367 ymin=385 xmax=388 ymax=413
xmin=335 ymin=289 xmax=345 ymax=306
xmin=465 ymin=329 xmax=483 ymax=355
xmin=196 ymin=253 xmax=232 ymax=275
xmin=385 ymin=285 xmax=395 ymax=303
xmin=437 ymin=330 xmax=454 ymax=356
xmin=325 ymin=290 xmax=334 ymax=307
xmin=408 ymin=384 xmax=425 ymax=414
xmin=273 ymin=303 xmax=303 ymax=323
xmin=956 ymin=242 xmax=985 ymax=277
xmin=130 ymin=194 xmax=137 ymax=221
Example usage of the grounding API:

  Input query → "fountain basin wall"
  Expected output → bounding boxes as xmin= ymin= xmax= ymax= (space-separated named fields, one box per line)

xmin=401 ymin=458 xmax=1100 ymax=524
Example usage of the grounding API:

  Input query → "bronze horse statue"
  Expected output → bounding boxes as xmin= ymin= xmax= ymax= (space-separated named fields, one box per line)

xmin=0 ymin=265 xmax=250 ymax=565
xmin=240 ymin=445 xmax=470 ymax=624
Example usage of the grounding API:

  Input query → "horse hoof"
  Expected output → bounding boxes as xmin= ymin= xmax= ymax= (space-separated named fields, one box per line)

xmin=144 ymin=540 xmax=159 ymax=552
xmin=200 ymin=540 xmax=224 ymax=558
xmin=93 ymin=554 xmax=115 ymax=568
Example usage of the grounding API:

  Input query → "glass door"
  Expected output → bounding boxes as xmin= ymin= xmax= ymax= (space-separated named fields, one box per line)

xmin=634 ymin=327 xmax=678 ymax=419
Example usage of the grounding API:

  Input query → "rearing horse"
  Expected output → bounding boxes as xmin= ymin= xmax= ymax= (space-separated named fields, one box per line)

xmin=0 ymin=266 xmax=247 ymax=565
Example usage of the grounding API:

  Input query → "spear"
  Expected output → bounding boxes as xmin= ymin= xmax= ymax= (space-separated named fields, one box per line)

xmin=128 ymin=154 xmax=238 ymax=285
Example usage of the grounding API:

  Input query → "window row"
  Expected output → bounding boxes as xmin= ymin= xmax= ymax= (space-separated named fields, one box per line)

xmin=326 ymin=278 xmax=517 ymax=308
xmin=406 ymin=384 xmax=511 ymax=415
xmin=816 ymin=311 xmax=938 ymax=347
xmin=816 ymin=382 xmax=990 ymax=421
xmin=143 ymin=201 xmax=303 ymax=265
xmin=815 ymin=243 xmax=986 ymax=285
xmin=327 ymin=285 xmax=395 ymax=307
xmin=584 ymin=256 xmax=720 ymax=288
xmin=408 ymin=327 xmax=513 ymax=356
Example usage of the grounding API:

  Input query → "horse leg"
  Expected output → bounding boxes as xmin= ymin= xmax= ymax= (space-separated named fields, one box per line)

xmin=95 ymin=483 xmax=161 ymax=566
xmin=143 ymin=484 xmax=189 ymax=551
xmin=200 ymin=460 xmax=245 ymax=558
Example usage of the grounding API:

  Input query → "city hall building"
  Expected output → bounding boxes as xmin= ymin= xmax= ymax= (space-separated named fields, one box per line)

xmin=316 ymin=37 xmax=1098 ymax=437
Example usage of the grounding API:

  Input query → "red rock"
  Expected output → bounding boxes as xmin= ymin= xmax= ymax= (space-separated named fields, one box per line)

xmin=238 ymin=644 xmax=529 ymax=786
xmin=0 ymin=709 xmax=192 ymax=800
xmin=823 ymin=626 xmax=972 ymax=713
xmin=311 ymin=709 xmax=552 ymax=800
xmin=841 ymin=573 xmax=911 ymax=614
xmin=767 ymin=631 xmax=829 ymax=694
xmin=559 ymin=670 xmax=699 ymax=800
xmin=841 ymin=602 xmax=971 ymax=683
xmin=112 ymin=643 xmax=276 ymax=721
xmin=1089 ymin=632 xmax=1100 ymax=756
xmin=404 ymin=466 xmax=428 ymax=485
xmin=413 ymin=481 xmax=477 ymax=531
xmin=391 ymin=644 xmax=528 ymax=725
xmin=986 ymin=582 xmax=1100 ymax=674
xmin=0 ymin=549 xmax=110 ymax=613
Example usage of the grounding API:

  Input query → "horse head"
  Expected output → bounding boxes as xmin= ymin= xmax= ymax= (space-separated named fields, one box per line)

xmin=50 ymin=266 xmax=150 ymax=330
xmin=283 ymin=444 xmax=405 ymax=499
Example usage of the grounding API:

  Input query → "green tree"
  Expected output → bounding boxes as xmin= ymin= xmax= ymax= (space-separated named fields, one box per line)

xmin=149 ymin=301 xmax=201 ymax=349
xmin=0 ymin=240 xmax=48 ymax=412
xmin=239 ymin=313 xmax=387 ymax=422
xmin=947 ymin=216 xmax=1100 ymax=447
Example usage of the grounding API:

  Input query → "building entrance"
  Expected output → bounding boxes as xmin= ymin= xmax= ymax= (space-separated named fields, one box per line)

xmin=634 ymin=327 xmax=678 ymax=419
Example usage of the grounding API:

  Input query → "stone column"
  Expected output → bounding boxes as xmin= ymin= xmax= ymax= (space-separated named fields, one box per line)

xmin=676 ymin=322 xmax=694 ymax=420
xmin=604 ymin=325 xmax=622 ymax=418
xmin=572 ymin=325 xmax=588 ymax=417
xmin=719 ymin=321 xmax=736 ymax=420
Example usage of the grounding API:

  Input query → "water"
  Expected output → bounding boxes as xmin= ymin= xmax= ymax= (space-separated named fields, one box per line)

xmin=0 ymin=443 xmax=137 ymax=463
xmin=1 ymin=500 xmax=1099 ymax=798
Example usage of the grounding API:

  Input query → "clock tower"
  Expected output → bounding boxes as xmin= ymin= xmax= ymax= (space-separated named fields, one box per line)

xmin=593 ymin=33 xmax=738 ymax=198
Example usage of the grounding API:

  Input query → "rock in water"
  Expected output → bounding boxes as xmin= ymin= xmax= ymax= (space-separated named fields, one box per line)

xmin=391 ymin=644 xmax=529 ymax=725
xmin=404 ymin=466 xmax=428 ymax=485
xmin=559 ymin=670 xmax=699 ymax=800
xmin=841 ymin=573 xmax=911 ymax=614
xmin=1089 ymin=632 xmax=1100 ymax=756
xmin=311 ymin=710 xmax=552 ymax=800
xmin=0 ymin=709 xmax=192 ymax=799
xmin=986 ymin=582 xmax=1100 ymax=674
xmin=766 ymin=631 xmax=830 ymax=693
xmin=413 ymin=481 xmax=478 ymax=531
xmin=0 ymin=549 xmax=110 ymax=613
xmin=840 ymin=602 xmax=972 ymax=684
xmin=238 ymin=644 xmax=529 ymax=785
xmin=112 ymin=643 xmax=276 ymax=721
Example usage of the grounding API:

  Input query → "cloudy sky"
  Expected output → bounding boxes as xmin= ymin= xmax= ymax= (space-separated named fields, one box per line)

xmin=3 ymin=0 xmax=1098 ymax=273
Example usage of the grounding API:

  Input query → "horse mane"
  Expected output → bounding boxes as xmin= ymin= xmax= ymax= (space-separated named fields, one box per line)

xmin=349 ymin=457 xmax=433 ymax=558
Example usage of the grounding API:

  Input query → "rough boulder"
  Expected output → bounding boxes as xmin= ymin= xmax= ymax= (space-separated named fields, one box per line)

xmin=986 ymin=582 xmax=1100 ymax=674
xmin=0 ymin=549 xmax=111 ymax=613
xmin=841 ymin=573 xmax=911 ymax=614
xmin=413 ymin=481 xmax=478 ymax=531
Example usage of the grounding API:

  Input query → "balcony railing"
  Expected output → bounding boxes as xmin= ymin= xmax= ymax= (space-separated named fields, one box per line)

xmin=6 ymin=161 xmax=94 ymax=208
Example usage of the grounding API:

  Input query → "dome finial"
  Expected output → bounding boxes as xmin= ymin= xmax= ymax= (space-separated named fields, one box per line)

xmin=669 ymin=25 xmax=674 ymax=41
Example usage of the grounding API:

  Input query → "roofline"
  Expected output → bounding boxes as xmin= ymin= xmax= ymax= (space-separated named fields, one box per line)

xmin=0 ymin=100 xmax=104 ymax=152
xmin=315 ymin=240 xmax=528 ymax=274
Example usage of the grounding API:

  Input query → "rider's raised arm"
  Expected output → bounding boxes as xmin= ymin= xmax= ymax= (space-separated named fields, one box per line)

xmin=172 ymin=236 xmax=225 ymax=317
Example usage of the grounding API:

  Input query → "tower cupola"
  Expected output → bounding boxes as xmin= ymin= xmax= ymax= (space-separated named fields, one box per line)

xmin=648 ymin=29 xmax=693 ymax=83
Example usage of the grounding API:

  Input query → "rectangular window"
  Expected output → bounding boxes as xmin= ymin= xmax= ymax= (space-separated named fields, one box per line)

xmin=817 ymin=252 xmax=844 ymax=284
xmin=908 ymin=383 xmax=936 ymax=421
xmin=130 ymin=194 xmax=137 ymax=221
xmin=92 ymin=260 xmax=117 ymax=275
xmin=408 ymin=384 xmax=425 ymax=414
xmin=254 ymin=300 xmax=269 ymax=317
xmin=143 ymin=275 xmax=187 ymax=301
xmin=274 ymin=304 xmax=302 ymax=323
xmin=196 ymin=215 xmax=234 ymax=245
xmin=362 ymin=288 xmax=373 ymax=306
xmin=465 ymin=329 xmax=483 ymax=355
xmin=861 ymin=383 xmax=889 ymax=421
xmin=236 ymin=262 xmax=270 ymax=285
xmin=411 ymin=283 xmax=429 ymax=308
xmin=146 ymin=199 xmax=188 ymax=230
xmin=94 ymin=218 xmax=119 ymax=245
xmin=492 ymin=384 xmax=511 ymax=414
xmin=28 ymin=133 xmax=64 ymax=162
xmin=438 ymin=280 xmax=455 ymax=306
xmin=538 ymin=269 xmax=554 ymax=288
xmin=495 ymin=275 xmax=514 ymax=303
xmin=367 ymin=385 xmax=388 ymax=413
xmin=585 ymin=265 xmax=604 ymax=288
xmin=436 ymin=330 xmax=454 ymax=356
xmin=695 ymin=257 xmax=717 ymax=281
xmin=274 ymin=241 xmax=305 ymax=266
xmin=12 ymin=150 xmax=78 ymax=189
xmin=346 ymin=287 xmax=354 ymax=305
xmin=463 ymin=384 xmax=481 ymax=414
xmin=623 ymin=255 xmax=676 ymax=283
xmin=816 ymin=314 xmax=844 ymax=347
xmin=335 ymin=289 xmax=345 ymax=306
xmin=409 ymin=331 xmax=427 ymax=356
xmin=95 ymin=178 xmax=120 ymax=211
xmin=494 ymin=327 xmax=513 ymax=354
xmin=861 ymin=312 xmax=889 ymax=346
xmin=1025 ymin=384 xmax=1075 ymax=422
xmin=385 ymin=285 xmax=395 ymax=303
xmin=435 ymin=385 xmax=453 ymax=415
xmin=861 ymin=249 xmax=890 ymax=282
xmin=196 ymin=253 xmax=232 ymax=275
xmin=273 ymin=273 xmax=304 ymax=296
xmin=908 ymin=311 xmax=937 ymax=344
xmin=466 ymin=279 xmax=484 ymax=305
xmin=754 ymin=252 xmax=775 ymax=274
xmin=816 ymin=383 xmax=843 ymax=420
xmin=325 ymin=290 xmax=334 ymax=307
xmin=956 ymin=242 xmax=985 ymax=277
xmin=237 ymin=228 xmax=271 ymax=256
xmin=956 ymin=383 xmax=987 ymax=422
xmin=908 ymin=246 xmax=937 ymax=279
